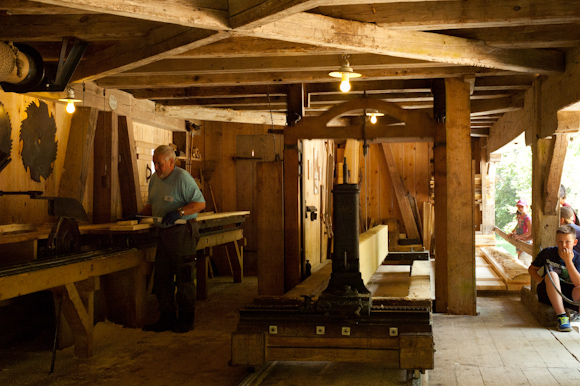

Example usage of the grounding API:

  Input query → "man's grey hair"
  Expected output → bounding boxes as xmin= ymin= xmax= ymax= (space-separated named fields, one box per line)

xmin=154 ymin=145 xmax=176 ymax=161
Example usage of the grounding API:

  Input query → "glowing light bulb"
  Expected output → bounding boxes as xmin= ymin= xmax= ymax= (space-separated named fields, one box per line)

xmin=66 ymin=101 xmax=76 ymax=114
xmin=340 ymin=74 xmax=351 ymax=93
xmin=370 ymin=114 xmax=377 ymax=124
xmin=251 ymin=149 xmax=255 ymax=157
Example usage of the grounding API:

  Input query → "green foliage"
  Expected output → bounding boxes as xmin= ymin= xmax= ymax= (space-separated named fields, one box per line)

xmin=495 ymin=140 xmax=531 ymax=232
xmin=494 ymin=136 xmax=580 ymax=233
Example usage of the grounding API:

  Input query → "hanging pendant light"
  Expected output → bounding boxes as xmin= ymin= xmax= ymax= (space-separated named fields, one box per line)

xmin=329 ymin=54 xmax=361 ymax=93
xmin=366 ymin=109 xmax=385 ymax=124
xmin=59 ymin=88 xmax=82 ymax=114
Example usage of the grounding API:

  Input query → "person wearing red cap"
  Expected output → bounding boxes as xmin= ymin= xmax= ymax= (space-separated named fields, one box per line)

xmin=509 ymin=199 xmax=532 ymax=262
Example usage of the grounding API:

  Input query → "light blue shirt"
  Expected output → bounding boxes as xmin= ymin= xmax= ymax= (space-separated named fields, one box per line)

xmin=147 ymin=167 xmax=205 ymax=227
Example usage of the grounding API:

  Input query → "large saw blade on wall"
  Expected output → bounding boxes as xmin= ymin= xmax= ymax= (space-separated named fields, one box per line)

xmin=20 ymin=101 xmax=58 ymax=182
xmin=0 ymin=101 xmax=12 ymax=161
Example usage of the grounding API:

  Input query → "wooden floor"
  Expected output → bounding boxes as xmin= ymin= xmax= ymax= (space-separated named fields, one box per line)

xmin=430 ymin=292 xmax=580 ymax=386
xmin=2 ymin=279 xmax=580 ymax=385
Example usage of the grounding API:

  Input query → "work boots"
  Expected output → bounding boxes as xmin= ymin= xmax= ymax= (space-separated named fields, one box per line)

xmin=172 ymin=311 xmax=195 ymax=333
xmin=143 ymin=312 xmax=177 ymax=332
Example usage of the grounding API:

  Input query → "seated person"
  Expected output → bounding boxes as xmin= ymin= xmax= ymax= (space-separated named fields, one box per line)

xmin=560 ymin=206 xmax=580 ymax=254
xmin=528 ymin=225 xmax=580 ymax=332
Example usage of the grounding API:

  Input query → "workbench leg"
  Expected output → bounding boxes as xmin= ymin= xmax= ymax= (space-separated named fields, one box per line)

xmin=231 ymin=240 xmax=243 ymax=283
xmin=57 ymin=278 xmax=99 ymax=358
xmin=196 ymin=249 xmax=208 ymax=300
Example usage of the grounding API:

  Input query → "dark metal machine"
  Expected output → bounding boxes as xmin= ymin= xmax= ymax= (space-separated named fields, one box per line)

xmin=231 ymin=179 xmax=434 ymax=383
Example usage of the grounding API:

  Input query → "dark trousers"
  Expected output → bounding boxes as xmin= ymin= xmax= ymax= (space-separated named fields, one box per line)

xmin=154 ymin=222 xmax=200 ymax=316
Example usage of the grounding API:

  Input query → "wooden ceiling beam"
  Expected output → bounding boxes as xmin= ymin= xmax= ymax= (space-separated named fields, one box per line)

xmin=0 ymin=0 xmax=93 ymax=14
xmin=97 ymin=67 xmax=509 ymax=89
xmin=315 ymin=0 xmax=580 ymax=31
xmin=156 ymin=104 xmax=288 ymax=126
xmin=30 ymin=0 xmax=230 ymax=30
xmin=471 ymin=94 xmax=524 ymax=117
xmin=440 ymin=24 xmax=580 ymax=49
xmin=247 ymin=13 xmax=565 ymax=74
xmin=174 ymin=36 xmax=341 ymax=58
xmin=72 ymin=28 xmax=231 ymax=82
xmin=229 ymin=0 xmax=463 ymax=29
xmin=123 ymin=54 xmax=452 ymax=76
xmin=161 ymin=95 xmax=287 ymax=107
xmin=0 ymin=14 xmax=162 ymax=41
xmin=130 ymin=84 xmax=289 ymax=100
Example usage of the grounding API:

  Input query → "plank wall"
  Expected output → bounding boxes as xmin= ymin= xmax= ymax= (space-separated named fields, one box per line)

xmin=0 ymin=90 xmax=175 ymax=228
xmin=358 ymin=142 xmax=434 ymax=237
xmin=191 ymin=121 xmax=280 ymax=275
xmin=133 ymin=122 xmax=172 ymax=206
xmin=0 ymin=90 xmax=72 ymax=226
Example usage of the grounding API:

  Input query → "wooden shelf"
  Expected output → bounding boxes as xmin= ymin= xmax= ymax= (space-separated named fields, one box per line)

xmin=177 ymin=156 xmax=202 ymax=161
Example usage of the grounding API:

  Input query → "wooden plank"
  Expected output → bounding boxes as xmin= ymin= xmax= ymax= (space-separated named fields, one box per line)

xmin=0 ymin=249 xmax=148 ymax=301
xmin=32 ymin=0 xmax=230 ymax=30
xmin=445 ymin=78 xmax=476 ymax=315
xmin=196 ymin=229 xmax=244 ymax=250
xmin=400 ymin=334 xmax=434 ymax=369
xmin=408 ymin=261 xmax=433 ymax=301
xmin=543 ymin=133 xmax=570 ymax=215
xmin=381 ymin=143 xmax=420 ymax=239
xmin=93 ymin=111 xmax=119 ymax=224
xmin=267 ymin=336 xmax=399 ymax=350
xmin=494 ymin=226 xmax=533 ymax=255
xmin=73 ymin=28 xmax=229 ymax=81
xmin=257 ymin=161 xmax=285 ymax=296
xmin=0 ymin=224 xmax=36 ymax=234
xmin=284 ymin=259 xmax=332 ymax=298
xmin=248 ymin=12 xmax=564 ymax=74
xmin=266 ymin=346 xmax=400 ymax=364
xmin=480 ymin=247 xmax=529 ymax=285
xmin=359 ymin=225 xmax=389 ymax=285
xmin=58 ymin=106 xmax=98 ymax=203
xmin=117 ymin=115 xmax=143 ymax=218
xmin=157 ymin=104 xmax=287 ymax=126
xmin=109 ymin=223 xmax=153 ymax=231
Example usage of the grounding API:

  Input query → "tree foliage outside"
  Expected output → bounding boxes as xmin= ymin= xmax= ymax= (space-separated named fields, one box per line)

xmin=495 ymin=135 xmax=580 ymax=235
xmin=495 ymin=137 xmax=532 ymax=234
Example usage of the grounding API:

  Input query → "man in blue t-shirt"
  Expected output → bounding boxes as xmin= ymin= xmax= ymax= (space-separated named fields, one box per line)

xmin=529 ymin=225 xmax=580 ymax=332
xmin=142 ymin=145 xmax=206 ymax=333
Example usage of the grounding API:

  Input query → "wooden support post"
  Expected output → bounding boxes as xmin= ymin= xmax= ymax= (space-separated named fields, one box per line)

xmin=93 ymin=111 xmax=119 ymax=224
xmin=543 ymin=134 xmax=570 ymax=215
xmin=58 ymin=107 xmax=98 ymax=202
xmin=118 ymin=115 xmax=143 ymax=218
xmin=381 ymin=143 xmax=420 ymax=240
xmin=445 ymin=77 xmax=476 ymax=315
xmin=433 ymin=119 xmax=447 ymax=313
xmin=482 ymin=153 xmax=500 ymax=235
xmin=257 ymin=161 xmax=285 ymax=295
xmin=284 ymin=84 xmax=304 ymax=292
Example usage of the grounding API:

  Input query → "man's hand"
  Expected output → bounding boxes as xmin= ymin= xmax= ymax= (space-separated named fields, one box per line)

xmin=162 ymin=210 xmax=181 ymax=225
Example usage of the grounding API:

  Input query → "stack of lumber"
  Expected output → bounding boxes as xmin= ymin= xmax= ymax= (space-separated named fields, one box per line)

xmin=479 ymin=247 xmax=530 ymax=291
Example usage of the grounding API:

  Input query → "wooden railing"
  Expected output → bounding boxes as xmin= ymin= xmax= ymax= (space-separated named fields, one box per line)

xmin=494 ymin=226 xmax=533 ymax=255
